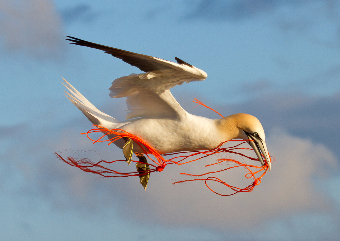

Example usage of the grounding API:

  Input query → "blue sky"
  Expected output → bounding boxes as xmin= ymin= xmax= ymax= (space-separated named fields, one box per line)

xmin=1 ymin=0 xmax=340 ymax=240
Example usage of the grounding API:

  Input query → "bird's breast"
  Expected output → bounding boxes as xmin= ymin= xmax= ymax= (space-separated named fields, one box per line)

xmin=121 ymin=115 xmax=224 ymax=154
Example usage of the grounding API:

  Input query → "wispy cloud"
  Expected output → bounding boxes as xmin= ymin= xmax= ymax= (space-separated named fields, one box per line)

xmin=60 ymin=3 xmax=99 ymax=25
xmin=185 ymin=0 xmax=310 ymax=21
xmin=0 ymin=0 xmax=64 ymax=59
xmin=2 ymin=86 xmax=340 ymax=238
xmin=275 ymin=0 xmax=340 ymax=49
xmin=0 ymin=123 xmax=28 ymax=138
xmin=8 ymin=122 xmax=338 ymax=235
xmin=111 ymin=128 xmax=337 ymax=229
xmin=184 ymin=0 xmax=340 ymax=50
xmin=220 ymin=92 xmax=340 ymax=159
xmin=3 ymin=93 xmax=338 ymax=230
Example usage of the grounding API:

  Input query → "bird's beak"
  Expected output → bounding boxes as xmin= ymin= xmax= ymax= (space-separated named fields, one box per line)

xmin=246 ymin=133 xmax=271 ymax=171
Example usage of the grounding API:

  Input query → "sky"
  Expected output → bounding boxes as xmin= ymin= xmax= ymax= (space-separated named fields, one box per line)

xmin=1 ymin=0 xmax=340 ymax=240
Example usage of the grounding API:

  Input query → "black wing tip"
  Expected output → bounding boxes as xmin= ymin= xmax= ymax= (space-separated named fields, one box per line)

xmin=175 ymin=57 xmax=193 ymax=67
xmin=65 ymin=36 xmax=87 ymax=45
xmin=65 ymin=36 xmax=113 ymax=51
xmin=65 ymin=36 xmax=77 ymax=41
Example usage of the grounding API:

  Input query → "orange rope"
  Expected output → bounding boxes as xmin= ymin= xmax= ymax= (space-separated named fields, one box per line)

xmin=56 ymin=126 xmax=271 ymax=196
xmin=193 ymin=98 xmax=224 ymax=118
xmin=56 ymin=99 xmax=271 ymax=196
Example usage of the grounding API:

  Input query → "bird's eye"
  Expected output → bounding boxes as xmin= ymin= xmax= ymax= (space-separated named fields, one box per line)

xmin=253 ymin=132 xmax=260 ymax=139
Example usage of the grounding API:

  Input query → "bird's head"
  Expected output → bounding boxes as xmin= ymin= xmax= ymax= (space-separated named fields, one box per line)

xmin=217 ymin=113 xmax=271 ymax=171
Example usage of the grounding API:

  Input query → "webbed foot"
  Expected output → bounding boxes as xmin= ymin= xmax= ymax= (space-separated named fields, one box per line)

xmin=136 ymin=154 xmax=150 ymax=190
xmin=123 ymin=138 xmax=133 ymax=165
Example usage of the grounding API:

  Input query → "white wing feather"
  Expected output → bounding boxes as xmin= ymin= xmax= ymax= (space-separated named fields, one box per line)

xmin=65 ymin=37 xmax=208 ymax=121
xmin=125 ymin=90 xmax=185 ymax=120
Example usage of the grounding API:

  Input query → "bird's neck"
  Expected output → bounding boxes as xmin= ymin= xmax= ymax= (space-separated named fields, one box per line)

xmin=215 ymin=115 xmax=241 ymax=141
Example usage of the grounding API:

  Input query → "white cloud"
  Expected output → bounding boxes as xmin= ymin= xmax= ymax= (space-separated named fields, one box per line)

xmin=109 ymin=128 xmax=337 ymax=230
xmin=18 ymin=124 xmax=337 ymax=231
xmin=0 ymin=0 xmax=64 ymax=59
xmin=3 ymin=85 xmax=339 ymax=234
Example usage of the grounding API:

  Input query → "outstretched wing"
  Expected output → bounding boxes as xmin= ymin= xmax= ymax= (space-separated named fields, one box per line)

xmin=66 ymin=36 xmax=208 ymax=120
xmin=67 ymin=36 xmax=169 ymax=72
xmin=66 ymin=36 xmax=207 ymax=76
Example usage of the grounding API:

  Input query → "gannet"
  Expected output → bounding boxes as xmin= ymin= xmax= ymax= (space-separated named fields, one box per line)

xmin=64 ymin=36 xmax=271 ymax=176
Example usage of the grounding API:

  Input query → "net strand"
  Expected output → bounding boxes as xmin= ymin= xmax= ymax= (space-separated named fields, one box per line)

xmin=56 ymin=99 xmax=271 ymax=196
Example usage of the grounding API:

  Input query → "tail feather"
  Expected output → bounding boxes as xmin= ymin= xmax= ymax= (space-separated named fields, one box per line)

xmin=62 ymin=78 xmax=120 ymax=129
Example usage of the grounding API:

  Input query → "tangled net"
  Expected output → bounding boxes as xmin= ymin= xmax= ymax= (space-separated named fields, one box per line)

xmin=56 ymin=99 xmax=271 ymax=196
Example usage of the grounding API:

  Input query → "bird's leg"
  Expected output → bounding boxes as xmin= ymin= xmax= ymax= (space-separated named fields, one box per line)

xmin=122 ymin=137 xmax=133 ymax=165
xmin=122 ymin=138 xmax=150 ymax=190
xmin=136 ymin=153 xmax=150 ymax=190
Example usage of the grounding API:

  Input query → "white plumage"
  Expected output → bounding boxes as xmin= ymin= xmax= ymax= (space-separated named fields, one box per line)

xmin=64 ymin=36 xmax=271 ymax=171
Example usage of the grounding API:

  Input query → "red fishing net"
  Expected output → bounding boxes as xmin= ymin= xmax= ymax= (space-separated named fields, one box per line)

xmin=56 ymin=99 xmax=271 ymax=196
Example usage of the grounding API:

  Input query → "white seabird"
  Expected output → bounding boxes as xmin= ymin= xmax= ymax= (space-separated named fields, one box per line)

xmin=64 ymin=36 xmax=271 ymax=172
